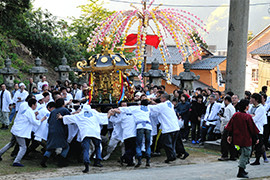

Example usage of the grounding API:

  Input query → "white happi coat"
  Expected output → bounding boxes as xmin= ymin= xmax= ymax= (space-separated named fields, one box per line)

xmin=149 ymin=100 xmax=180 ymax=134
xmin=34 ymin=106 xmax=50 ymax=141
xmin=63 ymin=104 xmax=108 ymax=142
xmin=111 ymin=112 xmax=136 ymax=141
xmin=150 ymin=111 xmax=159 ymax=136
xmin=119 ymin=105 xmax=152 ymax=131
xmin=11 ymin=107 xmax=40 ymax=139
xmin=109 ymin=115 xmax=123 ymax=142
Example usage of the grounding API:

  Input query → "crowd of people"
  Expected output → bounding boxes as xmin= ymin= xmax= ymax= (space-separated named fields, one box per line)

xmin=0 ymin=75 xmax=269 ymax=178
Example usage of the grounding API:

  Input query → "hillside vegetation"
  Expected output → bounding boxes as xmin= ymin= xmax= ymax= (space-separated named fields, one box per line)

xmin=0 ymin=0 xmax=114 ymax=84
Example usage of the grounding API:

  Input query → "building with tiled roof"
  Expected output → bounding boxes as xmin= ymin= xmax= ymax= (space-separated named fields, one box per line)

xmin=190 ymin=56 xmax=226 ymax=70
xmin=143 ymin=45 xmax=226 ymax=93
xmin=250 ymin=42 xmax=270 ymax=58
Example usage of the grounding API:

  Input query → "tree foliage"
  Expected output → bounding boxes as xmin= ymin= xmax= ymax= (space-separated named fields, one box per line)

xmin=68 ymin=0 xmax=115 ymax=58
xmin=190 ymin=31 xmax=208 ymax=49
xmin=0 ymin=0 xmax=31 ymax=27
xmin=0 ymin=0 xmax=133 ymax=70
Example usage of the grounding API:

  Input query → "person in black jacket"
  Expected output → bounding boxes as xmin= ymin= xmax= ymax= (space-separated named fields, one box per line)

xmin=190 ymin=95 xmax=206 ymax=144
xmin=175 ymin=94 xmax=190 ymax=141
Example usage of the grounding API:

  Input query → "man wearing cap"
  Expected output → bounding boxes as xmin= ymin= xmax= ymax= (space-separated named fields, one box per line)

xmin=12 ymin=83 xmax=29 ymax=113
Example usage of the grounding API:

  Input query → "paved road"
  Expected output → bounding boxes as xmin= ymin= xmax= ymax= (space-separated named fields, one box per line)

xmin=38 ymin=159 xmax=270 ymax=180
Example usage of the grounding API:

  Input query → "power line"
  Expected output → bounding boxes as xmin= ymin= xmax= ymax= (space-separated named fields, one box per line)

xmin=109 ymin=0 xmax=270 ymax=8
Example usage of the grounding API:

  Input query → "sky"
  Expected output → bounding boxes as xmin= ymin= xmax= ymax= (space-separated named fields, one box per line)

xmin=33 ymin=0 xmax=270 ymax=51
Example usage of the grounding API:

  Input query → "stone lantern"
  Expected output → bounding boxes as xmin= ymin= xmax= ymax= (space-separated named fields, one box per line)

xmin=143 ymin=58 xmax=165 ymax=86
xmin=29 ymin=57 xmax=48 ymax=84
xmin=174 ymin=59 xmax=200 ymax=90
xmin=0 ymin=57 xmax=18 ymax=90
xmin=127 ymin=68 xmax=139 ymax=82
xmin=55 ymin=56 xmax=72 ymax=82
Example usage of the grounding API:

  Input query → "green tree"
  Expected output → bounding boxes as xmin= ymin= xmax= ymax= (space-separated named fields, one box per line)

xmin=0 ymin=0 xmax=31 ymax=28
xmin=68 ymin=0 xmax=115 ymax=58
xmin=248 ymin=31 xmax=254 ymax=41
xmin=190 ymin=31 xmax=208 ymax=49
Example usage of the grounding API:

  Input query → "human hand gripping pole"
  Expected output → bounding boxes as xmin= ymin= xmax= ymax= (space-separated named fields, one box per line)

xmin=57 ymin=113 xmax=63 ymax=120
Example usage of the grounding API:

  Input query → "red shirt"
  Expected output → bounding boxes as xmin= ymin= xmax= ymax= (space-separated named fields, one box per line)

xmin=225 ymin=112 xmax=259 ymax=147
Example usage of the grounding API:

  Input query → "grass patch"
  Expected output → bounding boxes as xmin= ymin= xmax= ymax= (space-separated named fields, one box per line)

xmin=0 ymin=128 xmax=58 ymax=176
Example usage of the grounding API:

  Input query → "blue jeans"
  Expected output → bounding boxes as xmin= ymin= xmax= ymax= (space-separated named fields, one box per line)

xmin=81 ymin=137 xmax=102 ymax=164
xmin=136 ymin=128 xmax=151 ymax=158
xmin=44 ymin=145 xmax=69 ymax=158
xmin=9 ymin=108 xmax=16 ymax=122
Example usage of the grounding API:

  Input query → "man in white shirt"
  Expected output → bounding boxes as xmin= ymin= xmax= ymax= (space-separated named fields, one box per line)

xmin=10 ymin=98 xmax=46 ymax=167
xmin=109 ymin=105 xmax=137 ymax=167
xmin=201 ymin=94 xmax=221 ymax=144
xmin=25 ymin=95 xmax=53 ymax=156
xmin=58 ymin=104 xmax=108 ymax=173
xmin=0 ymin=95 xmax=36 ymax=162
xmin=37 ymin=76 xmax=49 ymax=92
xmin=72 ymin=83 xmax=82 ymax=101
xmin=116 ymin=99 xmax=152 ymax=167
xmin=0 ymin=83 xmax=12 ymax=129
xmin=218 ymin=96 xmax=236 ymax=161
xmin=148 ymin=94 xmax=181 ymax=163
xmin=103 ymin=102 xmax=126 ymax=161
xmin=249 ymin=93 xmax=267 ymax=165
xmin=12 ymin=83 xmax=29 ymax=112
xmin=61 ymin=87 xmax=73 ymax=105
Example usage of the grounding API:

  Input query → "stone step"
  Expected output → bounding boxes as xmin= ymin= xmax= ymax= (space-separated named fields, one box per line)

xmin=203 ymin=140 xmax=221 ymax=151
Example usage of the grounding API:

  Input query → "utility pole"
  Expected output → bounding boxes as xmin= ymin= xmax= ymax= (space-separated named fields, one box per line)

xmin=225 ymin=0 xmax=250 ymax=98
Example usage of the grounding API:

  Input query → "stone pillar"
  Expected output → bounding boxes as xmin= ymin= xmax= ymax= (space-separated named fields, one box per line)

xmin=29 ymin=57 xmax=48 ymax=84
xmin=225 ymin=0 xmax=250 ymax=98
xmin=0 ymin=57 xmax=18 ymax=90
xmin=55 ymin=56 xmax=72 ymax=82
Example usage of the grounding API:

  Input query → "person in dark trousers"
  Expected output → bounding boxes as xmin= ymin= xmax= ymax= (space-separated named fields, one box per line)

xmin=261 ymin=94 xmax=270 ymax=151
xmin=226 ymin=99 xmax=259 ymax=178
xmin=218 ymin=96 xmax=237 ymax=161
xmin=175 ymin=94 xmax=190 ymax=141
xmin=109 ymin=101 xmax=137 ymax=167
xmin=248 ymin=93 xmax=267 ymax=166
xmin=201 ymin=95 xmax=221 ymax=144
xmin=149 ymin=94 xmax=182 ymax=163
xmin=40 ymin=98 xmax=71 ymax=168
xmin=190 ymin=94 xmax=205 ymax=144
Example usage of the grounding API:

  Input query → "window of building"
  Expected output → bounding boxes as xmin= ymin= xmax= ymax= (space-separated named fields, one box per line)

xmin=252 ymin=69 xmax=258 ymax=81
